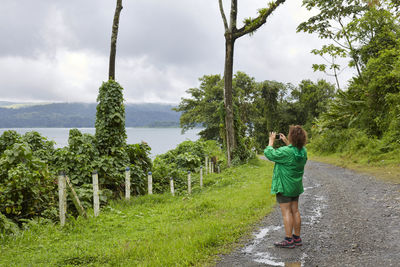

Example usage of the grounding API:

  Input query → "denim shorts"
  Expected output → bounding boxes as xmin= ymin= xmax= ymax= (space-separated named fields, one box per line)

xmin=276 ymin=193 xmax=299 ymax=203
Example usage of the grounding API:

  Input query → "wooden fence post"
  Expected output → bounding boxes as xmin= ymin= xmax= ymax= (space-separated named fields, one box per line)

xmin=148 ymin=172 xmax=153 ymax=195
xmin=125 ymin=167 xmax=131 ymax=200
xmin=92 ymin=171 xmax=100 ymax=217
xmin=65 ymin=175 xmax=87 ymax=218
xmin=218 ymin=165 xmax=220 ymax=173
xmin=58 ymin=171 xmax=66 ymax=226
xmin=187 ymin=171 xmax=191 ymax=194
xmin=211 ymin=162 xmax=214 ymax=173
xmin=200 ymin=166 xmax=203 ymax=188
xmin=170 ymin=177 xmax=175 ymax=196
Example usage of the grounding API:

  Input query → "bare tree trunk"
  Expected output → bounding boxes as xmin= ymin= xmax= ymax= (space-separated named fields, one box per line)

xmin=224 ymin=34 xmax=236 ymax=166
xmin=109 ymin=0 xmax=123 ymax=81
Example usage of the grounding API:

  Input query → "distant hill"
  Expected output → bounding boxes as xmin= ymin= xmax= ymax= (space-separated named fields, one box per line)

xmin=0 ymin=102 xmax=181 ymax=128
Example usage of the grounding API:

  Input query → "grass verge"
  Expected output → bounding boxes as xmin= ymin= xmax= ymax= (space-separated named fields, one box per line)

xmin=308 ymin=150 xmax=400 ymax=184
xmin=0 ymin=158 xmax=275 ymax=267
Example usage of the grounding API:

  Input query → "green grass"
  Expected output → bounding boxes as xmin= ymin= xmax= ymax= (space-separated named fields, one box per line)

xmin=0 ymin=158 xmax=275 ymax=267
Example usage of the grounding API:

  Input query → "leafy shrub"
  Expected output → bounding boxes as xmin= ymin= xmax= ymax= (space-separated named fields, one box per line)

xmin=126 ymin=142 xmax=152 ymax=195
xmin=0 ymin=143 xmax=57 ymax=224
xmin=52 ymin=129 xmax=98 ymax=186
xmin=0 ymin=130 xmax=22 ymax=154
xmin=151 ymin=139 xmax=224 ymax=194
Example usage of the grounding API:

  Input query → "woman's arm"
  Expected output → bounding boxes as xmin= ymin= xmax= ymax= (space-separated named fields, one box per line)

xmin=280 ymin=134 xmax=290 ymax=146
xmin=268 ymin=132 xmax=276 ymax=146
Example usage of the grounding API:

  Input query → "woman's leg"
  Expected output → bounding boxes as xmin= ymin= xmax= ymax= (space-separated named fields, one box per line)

xmin=279 ymin=202 xmax=293 ymax=238
xmin=290 ymin=200 xmax=301 ymax=236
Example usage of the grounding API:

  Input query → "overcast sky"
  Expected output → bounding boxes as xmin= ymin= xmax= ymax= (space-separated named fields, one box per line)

xmin=0 ymin=0 xmax=355 ymax=104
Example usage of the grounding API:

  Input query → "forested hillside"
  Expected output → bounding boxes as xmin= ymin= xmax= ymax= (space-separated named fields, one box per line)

xmin=0 ymin=103 xmax=180 ymax=128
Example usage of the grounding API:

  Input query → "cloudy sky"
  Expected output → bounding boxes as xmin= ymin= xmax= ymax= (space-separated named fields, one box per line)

xmin=0 ymin=0 xmax=355 ymax=104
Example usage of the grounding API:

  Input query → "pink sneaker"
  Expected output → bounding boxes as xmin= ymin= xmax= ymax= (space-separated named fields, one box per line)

xmin=274 ymin=239 xmax=295 ymax=249
xmin=292 ymin=235 xmax=302 ymax=246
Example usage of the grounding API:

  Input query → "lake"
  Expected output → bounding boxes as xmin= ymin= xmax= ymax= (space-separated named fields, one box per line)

xmin=0 ymin=128 xmax=201 ymax=157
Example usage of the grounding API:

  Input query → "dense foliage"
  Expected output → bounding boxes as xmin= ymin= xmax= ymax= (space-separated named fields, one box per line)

xmin=0 ymin=129 xmax=153 ymax=233
xmin=95 ymin=80 xmax=127 ymax=156
xmin=303 ymin=1 xmax=400 ymax=158
xmin=0 ymin=131 xmax=57 ymax=235
xmin=176 ymin=72 xmax=336 ymax=153
xmin=152 ymin=139 xmax=224 ymax=194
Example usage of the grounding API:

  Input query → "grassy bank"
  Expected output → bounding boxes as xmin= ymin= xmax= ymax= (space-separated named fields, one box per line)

xmin=0 ymin=158 xmax=275 ymax=267
xmin=308 ymin=150 xmax=400 ymax=184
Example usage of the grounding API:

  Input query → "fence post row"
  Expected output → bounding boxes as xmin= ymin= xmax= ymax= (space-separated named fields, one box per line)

xmin=148 ymin=171 xmax=153 ymax=195
xmin=170 ymin=177 xmax=175 ymax=196
xmin=92 ymin=171 xmax=100 ymax=217
xmin=200 ymin=166 xmax=203 ymax=188
xmin=125 ymin=167 xmax=131 ymax=200
xmin=187 ymin=171 xmax=191 ymax=194
xmin=58 ymin=171 xmax=67 ymax=226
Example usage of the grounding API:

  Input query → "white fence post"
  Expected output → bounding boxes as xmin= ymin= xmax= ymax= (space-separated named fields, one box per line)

xmin=205 ymin=156 xmax=208 ymax=175
xmin=148 ymin=172 xmax=153 ymax=195
xmin=200 ymin=166 xmax=203 ymax=189
xmin=125 ymin=167 xmax=131 ymax=200
xmin=170 ymin=177 xmax=175 ymax=196
xmin=218 ymin=165 xmax=220 ymax=173
xmin=187 ymin=171 xmax=191 ymax=194
xmin=92 ymin=171 xmax=100 ymax=217
xmin=58 ymin=171 xmax=66 ymax=226
xmin=211 ymin=162 xmax=214 ymax=173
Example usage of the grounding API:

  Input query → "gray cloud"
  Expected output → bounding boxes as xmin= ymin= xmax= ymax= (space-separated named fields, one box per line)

xmin=0 ymin=0 xmax=355 ymax=103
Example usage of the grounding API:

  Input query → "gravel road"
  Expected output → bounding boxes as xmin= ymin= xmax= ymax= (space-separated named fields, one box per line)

xmin=216 ymin=160 xmax=400 ymax=266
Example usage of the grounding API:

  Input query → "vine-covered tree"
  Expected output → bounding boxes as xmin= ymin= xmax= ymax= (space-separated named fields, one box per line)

xmin=95 ymin=0 xmax=126 ymax=156
xmin=218 ymin=0 xmax=286 ymax=166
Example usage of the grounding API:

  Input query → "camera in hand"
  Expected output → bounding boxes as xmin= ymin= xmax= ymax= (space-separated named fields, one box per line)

xmin=276 ymin=133 xmax=281 ymax=140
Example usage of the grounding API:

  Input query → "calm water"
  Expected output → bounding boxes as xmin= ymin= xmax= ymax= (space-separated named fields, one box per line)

xmin=0 ymin=128 xmax=201 ymax=157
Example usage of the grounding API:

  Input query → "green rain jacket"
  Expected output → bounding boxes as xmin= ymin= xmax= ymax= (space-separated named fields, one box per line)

xmin=264 ymin=145 xmax=307 ymax=197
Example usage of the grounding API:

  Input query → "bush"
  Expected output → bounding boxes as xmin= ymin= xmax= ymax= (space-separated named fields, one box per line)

xmin=126 ymin=142 xmax=152 ymax=195
xmin=0 ymin=143 xmax=57 ymax=225
xmin=151 ymin=139 xmax=224 ymax=194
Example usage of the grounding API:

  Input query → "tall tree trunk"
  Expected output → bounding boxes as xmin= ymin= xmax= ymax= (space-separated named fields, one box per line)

xmin=218 ymin=0 xmax=285 ymax=167
xmin=109 ymin=0 xmax=123 ymax=81
xmin=224 ymin=34 xmax=236 ymax=166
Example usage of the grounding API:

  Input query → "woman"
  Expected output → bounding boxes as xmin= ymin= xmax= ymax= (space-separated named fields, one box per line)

xmin=264 ymin=125 xmax=308 ymax=249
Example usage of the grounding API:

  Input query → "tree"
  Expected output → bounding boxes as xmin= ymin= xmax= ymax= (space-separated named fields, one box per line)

xmin=109 ymin=0 xmax=123 ymax=80
xmin=290 ymin=80 xmax=336 ymax=129
xmin=174 ymin=74 xmax=224 ymax=142
xmin=175 ymin=72 xmax=257 ymax=144
xmin=218 ymin=0 xmax=286 ymax=166
xmin=297 ymin=0 xmax=368 ymax=85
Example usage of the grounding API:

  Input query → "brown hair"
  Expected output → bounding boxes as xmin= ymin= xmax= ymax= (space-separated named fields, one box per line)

xmin=288 ymin=125 xmax=307 ymax=149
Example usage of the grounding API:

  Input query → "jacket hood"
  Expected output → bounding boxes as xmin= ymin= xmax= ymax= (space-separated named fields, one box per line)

xmin=290 ymin=145 xmax=306 ymax=160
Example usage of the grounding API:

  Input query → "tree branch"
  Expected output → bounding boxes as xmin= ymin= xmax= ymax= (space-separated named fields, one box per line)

xmin=218 ymin=0 xmax=229 ymax=31
xmin=234 ymin=0 xmax=286 ymax=39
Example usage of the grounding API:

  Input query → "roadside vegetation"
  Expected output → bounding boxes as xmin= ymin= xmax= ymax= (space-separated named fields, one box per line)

xmin=0 ymin=158 xmax=275 ymax=267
